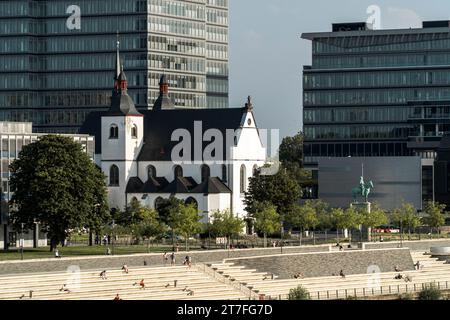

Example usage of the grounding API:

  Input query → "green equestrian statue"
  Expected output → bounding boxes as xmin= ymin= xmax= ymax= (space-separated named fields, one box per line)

xmin=352 ymin=176 xmax=374 ymax=203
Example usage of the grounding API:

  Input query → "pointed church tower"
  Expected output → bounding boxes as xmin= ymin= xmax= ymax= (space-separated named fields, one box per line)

xmin=101 ymin=38 xmax=144 ymax=210
xmin=153 ymin=75 xmax=176 ymax=110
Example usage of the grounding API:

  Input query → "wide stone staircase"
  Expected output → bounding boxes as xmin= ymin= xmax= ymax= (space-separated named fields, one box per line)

xmin=0 ymin=264 xmax=247 ymax=300
xmin=207 ymin=251 xmax=450 ymax=300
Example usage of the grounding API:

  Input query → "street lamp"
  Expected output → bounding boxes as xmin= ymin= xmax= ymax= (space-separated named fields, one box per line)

xmin=20 ymin=222 xmax=24 ymax=260
xmin=33 ymin=219 xmax=39 ymax=249
xmin=400 ymin=216 xmax=403 ymax=248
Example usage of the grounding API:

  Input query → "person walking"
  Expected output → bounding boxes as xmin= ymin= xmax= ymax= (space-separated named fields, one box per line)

xmin=170 ymin=252 xmax=176 ymax=266
xmin=121 ymin=264 xmax=129 ymax=274
xmin=163 ymin=252 xmax=168 ymax=266
xmin=100 ymin=270 xmax=107 ymax=280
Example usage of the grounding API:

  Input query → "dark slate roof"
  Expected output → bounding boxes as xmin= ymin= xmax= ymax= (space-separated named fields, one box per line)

xmin=138 ymin=108 xmax=246 ymax=161
xmin=153 ymin=94 xmax=176 ymax=111
xmin=125 ymin=176 xmax=230 ymax=195
xmin=190 ymin=177 xmax=232 ymax=194
xmin=143 ymin=177 xmax=169 ymax=193
xmin=107 ymin=93 xmax=142 ymax=116
xmin=125 ymin=177 xmax=144 ymax=194
xmin=126 ymin=176 xmax=170 ymax=194
xmin=161 ymin=177 xmax=198 ymax=194
xmin=80 ymin=107 xmax=248 ymax=160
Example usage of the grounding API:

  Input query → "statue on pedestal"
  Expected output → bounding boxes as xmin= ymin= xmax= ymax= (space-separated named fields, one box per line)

xmin=352 ymin=176 xmax=374 ymax=203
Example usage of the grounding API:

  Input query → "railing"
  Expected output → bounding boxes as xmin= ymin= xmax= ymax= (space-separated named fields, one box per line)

xmin=195 ymin=263 xmax=259 ymax=300
xmin=266 ymin=280 xmax=450 ymax=300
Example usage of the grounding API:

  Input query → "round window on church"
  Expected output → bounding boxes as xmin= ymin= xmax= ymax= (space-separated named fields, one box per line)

xmin=247 ymin=118 xmax=252 ymax=126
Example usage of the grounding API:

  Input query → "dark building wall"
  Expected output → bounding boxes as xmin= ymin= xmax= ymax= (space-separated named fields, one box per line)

xmin=318 ymin=157 xmax=422 ymax=210
xmin=434 ymin=136 xmax=450 ymax=208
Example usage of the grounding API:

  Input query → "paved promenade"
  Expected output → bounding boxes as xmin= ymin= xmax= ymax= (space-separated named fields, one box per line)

xmin=0 ymin=245 xmax=330 ymax=275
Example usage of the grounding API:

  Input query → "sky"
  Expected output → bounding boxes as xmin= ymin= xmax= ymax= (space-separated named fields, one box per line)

xmin=228 ymin=0 xmax=450 ymax=139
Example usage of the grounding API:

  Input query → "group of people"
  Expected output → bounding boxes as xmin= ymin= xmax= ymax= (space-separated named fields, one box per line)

xmin=293 ymin=272 xmax=304 ymax=279
xmin=163 ymin=252 xmax=175 ymax=266
xmin=394 ymin=273 xmax=413 ymax=282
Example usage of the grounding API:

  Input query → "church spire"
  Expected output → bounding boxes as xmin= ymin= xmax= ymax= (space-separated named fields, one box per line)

xmin=115 ymin=32 xmax=121 ymax=81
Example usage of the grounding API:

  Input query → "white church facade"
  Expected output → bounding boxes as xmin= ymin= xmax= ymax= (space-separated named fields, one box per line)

xmin=81 ymin=44 xmax=267 ymax=225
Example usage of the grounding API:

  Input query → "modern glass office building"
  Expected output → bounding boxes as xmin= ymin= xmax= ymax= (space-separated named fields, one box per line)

xmin=0 ymin=0 xmax=229 ymax=133
xmin=302 ymin=21 xmax=450 ymax=164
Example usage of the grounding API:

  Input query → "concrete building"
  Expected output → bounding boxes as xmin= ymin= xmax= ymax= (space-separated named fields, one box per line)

xmin=81 ymin=48 xmax=266 ymax=229
xmin=0 ymin=0 xmax=229 ymax=133
xmin=0 ymin=122 xmax=95 ymax=250
xmin=301 ymin=21 xmax=450 ymax=210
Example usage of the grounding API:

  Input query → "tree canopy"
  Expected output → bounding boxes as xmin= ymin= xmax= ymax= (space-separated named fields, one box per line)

xmin=209 ymin=209 xmax=245 ymax=240
xmin=253 ymin=201 xmax=281 ymax=247
xmin=423 ymin=201 xmax=447 ymax=234
xmin=168 ymin=203 xmax=202 ymax=251
xmin=244 ymin=169 xmax=300 ymax=218
xmin=9 ymin=135 xmax=110 ymax=250
xmin=391 ymin=203 xmax=421 ymax=235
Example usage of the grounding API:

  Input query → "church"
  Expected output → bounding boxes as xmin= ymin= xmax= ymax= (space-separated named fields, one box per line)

xmin=81 ymin=43 xmax=267 ymax=225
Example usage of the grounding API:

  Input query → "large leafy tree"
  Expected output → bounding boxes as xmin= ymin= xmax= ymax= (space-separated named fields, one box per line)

xmin=9 ymin=135 xmax=110 ymax=251
xmin=155 ymin=197 xmax=185 ymax=225
xmin=244 ymin=169 xmax=300 ymax=218
xmin=285 ymin=203 xmax=318 ymax=245
xmin=391 ymin=203 xmax=421 ymax=238
xmin=279 ymin=132 xmax=304 ymax=168
xmin=253 ymin=201 xmax=281 ymax=248
xmin=309 ymin=200 xmax=332 ymax=231
xmin=423 ymin=201 xmax=447 ymax=235
xmin=168 ymin=203 xmax=202 ymax=251
xmin=278 ymin=132 xmax=315 ymax=193
xmin=359 ymin=205 xmax=388 ymax=240
xmin=209 ymin=209 xmax=245 ymax=248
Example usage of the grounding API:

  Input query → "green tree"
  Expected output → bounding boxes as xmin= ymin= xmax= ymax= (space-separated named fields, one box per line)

xmin=209 ymin=209 xmax=245 ymax=248
xmin=391 ymin=203 xmax=421 ymax=239
xmin=168 ymin=203 xmax=202 ymax=251
xmin=155 ymin=197 xmax=185 ymax=245
xmin=279 ymin=132 xmax=304 ymax=168
xmin=9 ymin=135 xmax=110 ymax=251
xmin=331 ymin=207 xmax=359 ymax=243
xmin=134 ymin=207 xmax=167 ymax=250
xmin=423 ymin=201 xmax=447 ymax=235
xmin=418 ymin=284 xmax=442 ymax=300
xmin=288 ymin=285 xmax=310 ymax=300
xmin=359 ymin=205 xmax=389 ymax=240
xmin=244 ymin=169 xmax=300 ymax=218
xmin=312 ymin=200 xmax=333 ymax=231
xmin=155 ymin=197 xmax=185 ymax=225
xmin=253 ymin=201 xmax=281 ymax=248
xmin=285 ymin=203 xmax=318 ymax=245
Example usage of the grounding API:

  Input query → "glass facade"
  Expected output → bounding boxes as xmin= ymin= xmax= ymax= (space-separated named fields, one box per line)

xmin=0 ymin=0 xmax=229 ymax=133
xmin=302 ymin=24 xmax=450 ymax=161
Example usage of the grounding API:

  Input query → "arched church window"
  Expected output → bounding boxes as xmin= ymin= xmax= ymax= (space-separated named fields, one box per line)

xmin=240 ymin=165 xmax=246 ymax=194
xmin=109 ymin=165 xmax=119 ymax=186
xmin=109 ymin=124 xmax=118 ymax=139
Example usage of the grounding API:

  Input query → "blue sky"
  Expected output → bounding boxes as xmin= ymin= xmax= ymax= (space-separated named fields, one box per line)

xmin=228 ymin=0 xmax=450 ymax=139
